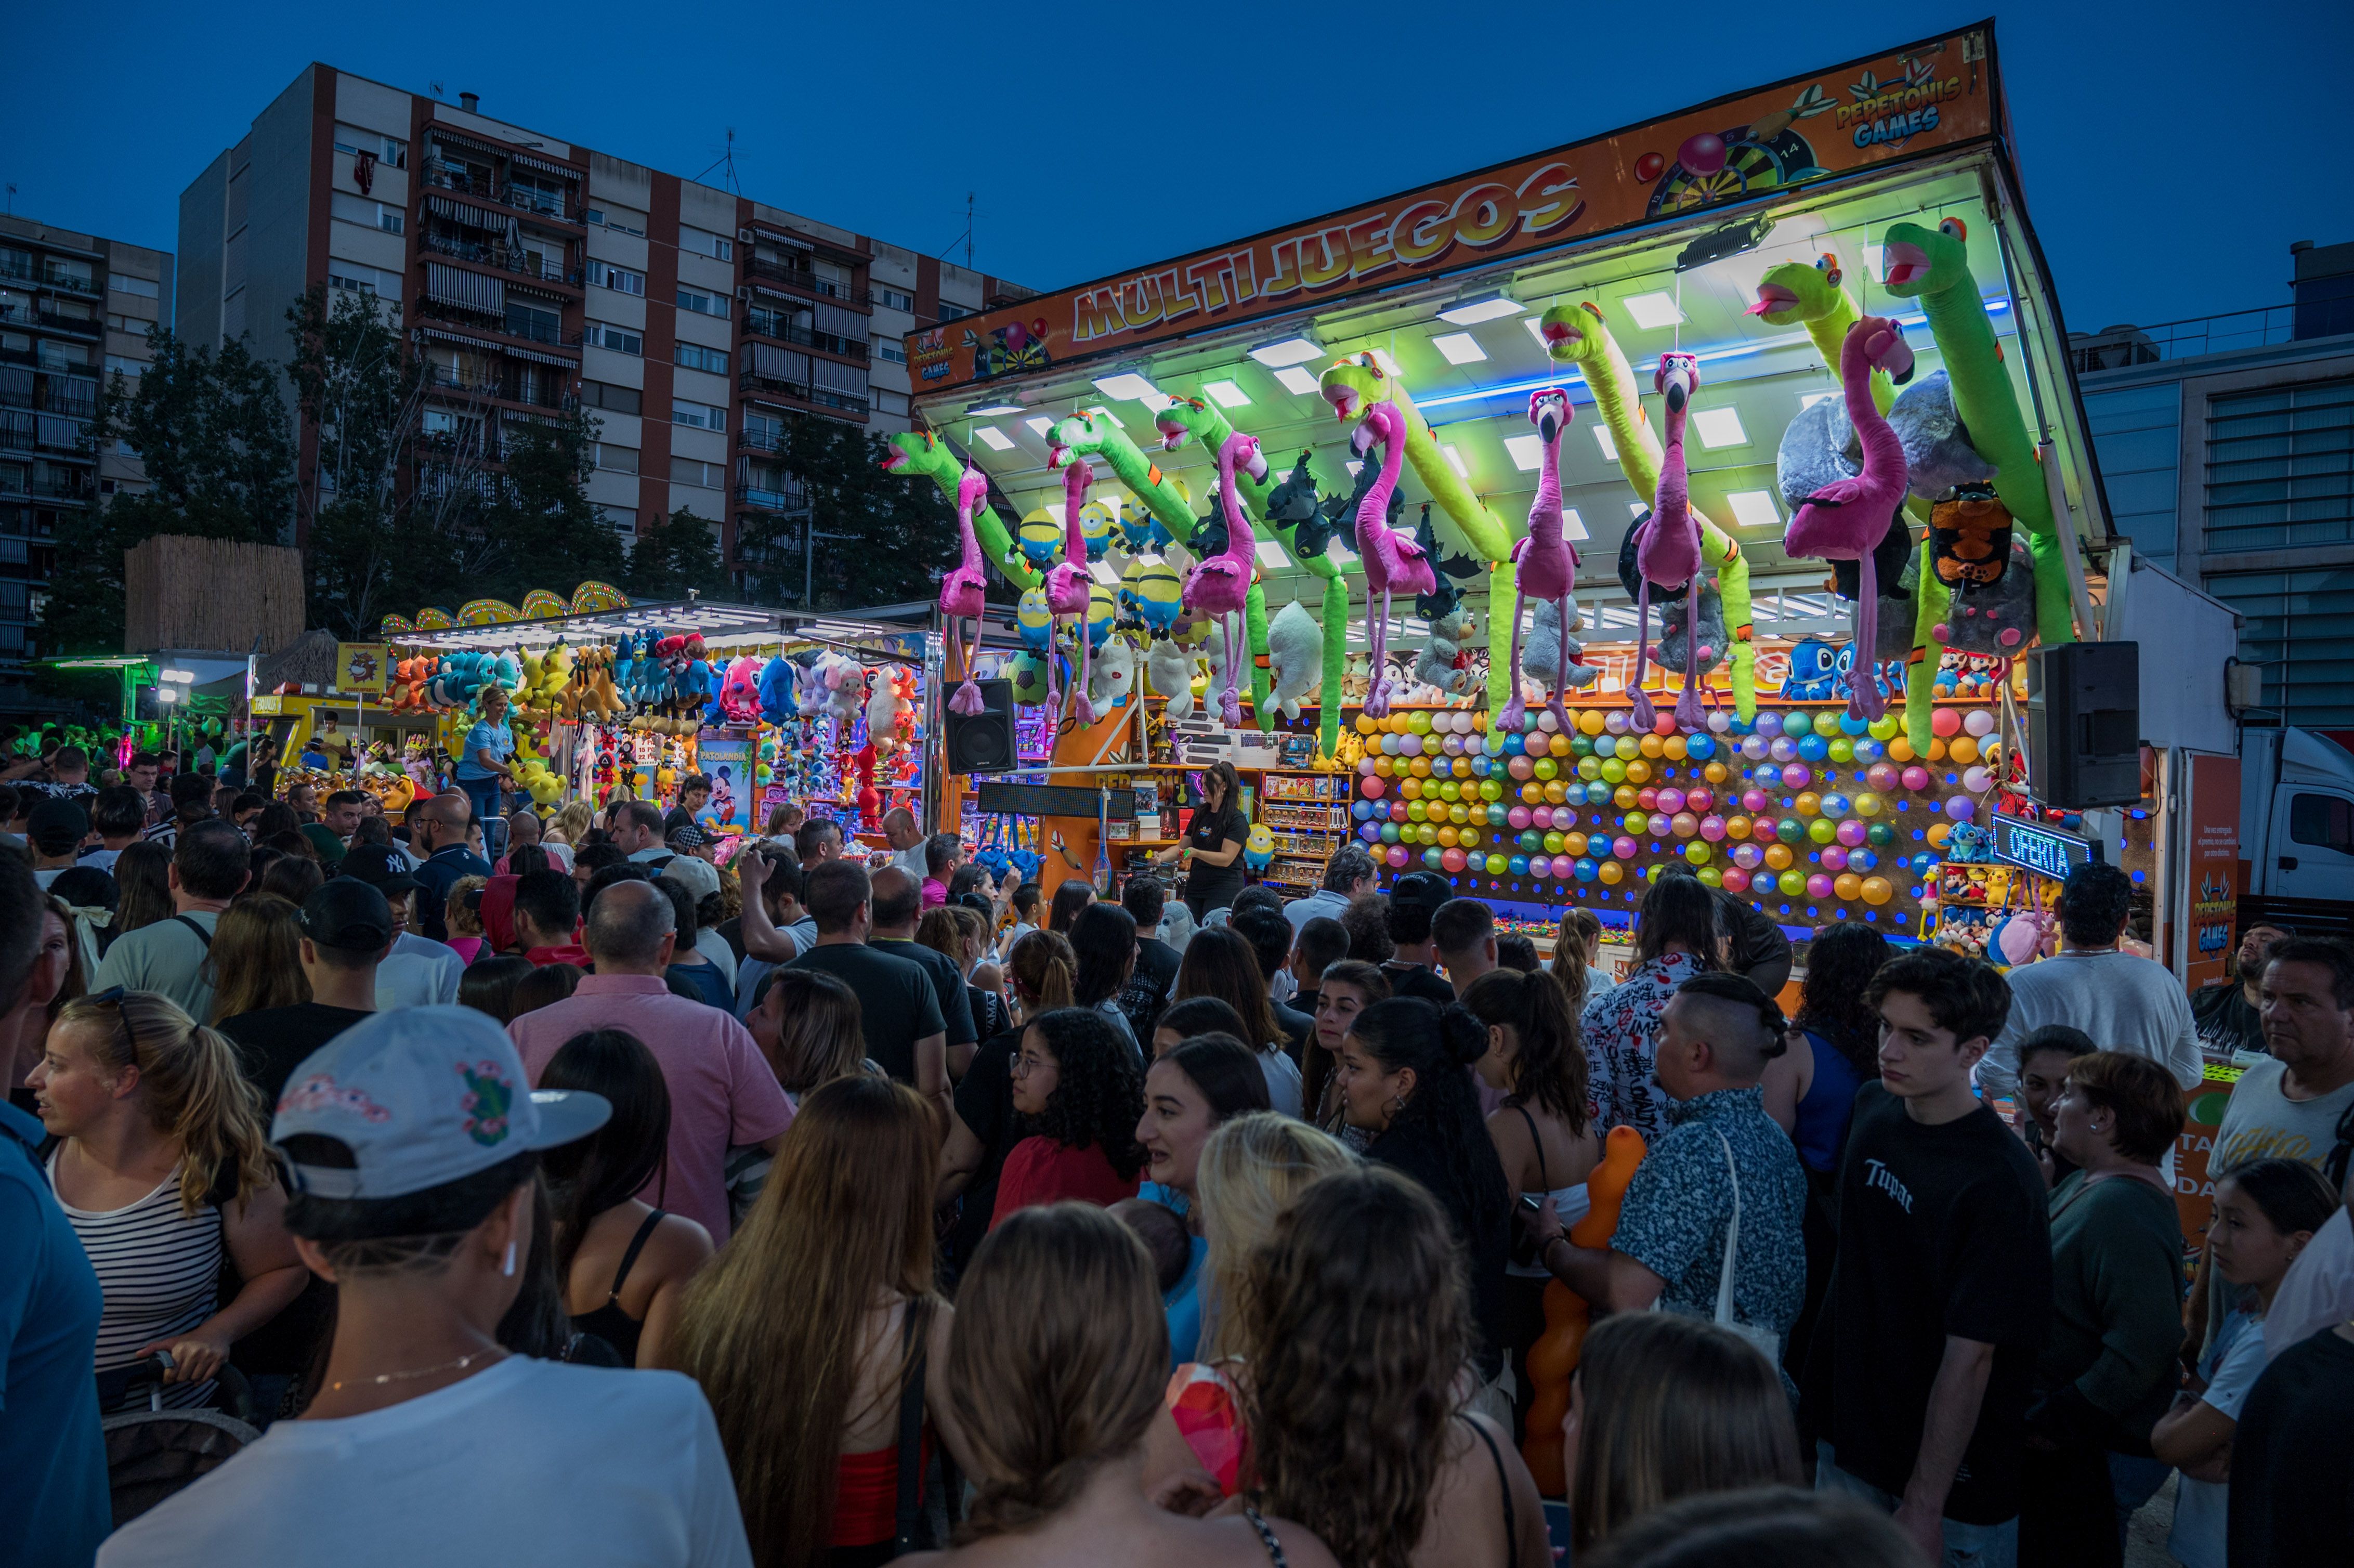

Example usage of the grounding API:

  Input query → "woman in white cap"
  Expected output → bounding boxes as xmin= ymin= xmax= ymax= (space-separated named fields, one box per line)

xmin=97 ymin=1005 xmax=754 ymax=1568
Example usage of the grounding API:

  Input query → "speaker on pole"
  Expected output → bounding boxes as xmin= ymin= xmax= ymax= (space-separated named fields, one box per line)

xmin=2029 ymin=642 xmax=2141 ymax=809
xmin=943 ymin=679 xmax=1018 ymax=775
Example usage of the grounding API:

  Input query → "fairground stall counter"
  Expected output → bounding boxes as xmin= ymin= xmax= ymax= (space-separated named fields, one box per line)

xmin=377 ymin=587 xmax=940 ymax=854
xmin=904 ymin=20 xmax=2135 ymax=981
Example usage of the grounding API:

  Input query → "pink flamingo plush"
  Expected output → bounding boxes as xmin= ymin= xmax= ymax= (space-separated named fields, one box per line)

xmin=1182 ymin=432 xmax=1268 ymax=728
xmin=1047 ymin=456 xmax=1099 ymax=721
xmin=939 ymin=465 xmax=993 ymax=716
xmin=1628 ymin=352 xmax=1705 ymax=732
xmin=1505 ymin=388 xmax=1583 ymax=733
xmin=1787 ymin=315 xmax=1915 ymax=721
xmin=1350 ymin=400 xmax=1436 ymax=717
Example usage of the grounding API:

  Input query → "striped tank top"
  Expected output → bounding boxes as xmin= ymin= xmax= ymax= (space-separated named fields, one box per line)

xmin=48 ymin=1154 xmax=220 ymax=1411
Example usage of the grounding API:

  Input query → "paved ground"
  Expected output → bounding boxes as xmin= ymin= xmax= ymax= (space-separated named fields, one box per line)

xmin=2126 ymin=1474 xmax=2180 ymax=1567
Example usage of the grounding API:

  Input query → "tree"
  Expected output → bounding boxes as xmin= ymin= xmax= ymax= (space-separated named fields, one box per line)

xmin=737 ymin=415 xmax=956 ymax=609
xmin=626 ymin=507 xmax=728 ymax=603
xmin=38 ymin=326 xmax=295 ymax=660
xmin=476 ymin=407 xmax=625 ymax=604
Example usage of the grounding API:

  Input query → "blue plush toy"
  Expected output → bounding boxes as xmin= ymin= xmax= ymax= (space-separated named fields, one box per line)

xmin=757 ymin=655 xmax=797 ymax=724
xmin=1781 ymin=637 xmax=1851 ymax=701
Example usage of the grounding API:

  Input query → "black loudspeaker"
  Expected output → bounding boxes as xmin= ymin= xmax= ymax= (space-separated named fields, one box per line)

xmin=943 ymin=679 xmax=1017 ymax=775
xmin=2029 ymin=642 xmax=2141 ymax=808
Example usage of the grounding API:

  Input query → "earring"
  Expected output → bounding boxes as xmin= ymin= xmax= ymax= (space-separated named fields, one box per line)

xmin=502 ymin=1241 xmax=517 ymax=1277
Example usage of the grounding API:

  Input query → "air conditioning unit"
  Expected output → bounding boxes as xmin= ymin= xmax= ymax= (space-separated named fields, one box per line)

xmin=736 ymin=286 xmax=752 ymax=303
xmin=737 ymin=228 xmax=754 ymax=244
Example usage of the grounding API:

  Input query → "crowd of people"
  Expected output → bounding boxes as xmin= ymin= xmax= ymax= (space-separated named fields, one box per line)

xmin=4 ymin=735 xmax=2352 ymax=1568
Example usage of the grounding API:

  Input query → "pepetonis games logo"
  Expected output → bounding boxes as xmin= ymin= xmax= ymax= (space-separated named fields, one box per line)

xmin=909 ymin=324 xmax=955 ymax=383
xmin=1836 ymin=51 xmax=1965 ymax=149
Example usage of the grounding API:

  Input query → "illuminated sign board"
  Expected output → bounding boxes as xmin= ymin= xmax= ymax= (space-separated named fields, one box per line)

xmin=1990 ymin=817 xmax=2097 ymax=880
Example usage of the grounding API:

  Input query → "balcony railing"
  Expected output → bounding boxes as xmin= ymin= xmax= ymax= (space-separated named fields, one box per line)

xmin=0 ymin=411 xmax=31 ymax=451
xmin=738 ymin=369 xmax=812 ymax=403
xmin=497 ymin=184 xmax=582 ymax=224
xmin=742 ymin=315 xmax=868 ymax=362
xmin=422 ymin=230 xmax=582 ymax=286
xmin=2069 ymin=305 xmax=2304 ymax=374
xmin=30 ymin=474 xmax=90 ymax=503
xmin=737 ymin=427 xmax=787 ymax=453
xmin=425 ymin=166 xmax=494 ymax=200
xmin=39 ymin=269 xmax=101 ymax=297
xmin=744 ymin=256 xmax=868 ymax=309
xmin=36 ymin=307 xmax=102 ymax=337
xmin=422 ymin=362 xmax=572 ymax=410
xmin=734 ymin=482 xmax=809 ymax=514
xmin=806 ymin=387 xmax=870 ymax=419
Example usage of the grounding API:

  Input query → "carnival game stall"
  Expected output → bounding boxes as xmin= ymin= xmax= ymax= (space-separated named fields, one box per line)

xmin=906 ymin=21 xmax=2120 ymax=956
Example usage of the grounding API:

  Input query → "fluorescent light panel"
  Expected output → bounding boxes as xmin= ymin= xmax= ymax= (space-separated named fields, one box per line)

xmin=974 ymin=426 xmax=1015 ymax=451
xmin=1563 ymin=508 xmax=1589 ymax=541
xmin=1254 ymin=540 xmax=1289 ymax=568
xmin=1092 ymin=372 xmax=1162 ymax=403
xmin=1621 ymin=292 xmax=1684 ymax=330
xmin=1725 ymin=490 xmax=1782 ymax=530
xmin=1629 ymin=502 xmax=1648 ymax=517
xmin=1202 ymin=380 xmax=1251 ymax=408
xmin=1594 ymin=425 xmax=1619 ymax=462
xmin=1370 ymin=348 xmax=1403 ymax=376
xmin=1025 ymin=417 xmax=1057 ymax=437
xmin=1797 ymin=391 xmax=1836 ymax=410
xmin=1247 ymin=336 xmax=1323 ymax=368
xmin=1432 ymin=332 xmax=1488 ymax=366
xmin=1691 ymin=408 xmax=1747 ymax=448
xmin=1274 ymin=365 xmax=1320 ymax=396
xmin=1438 ymin=294 xmax=1524 ymax=326
xmin=966 ymin=401 xmax=1022 ymax=416
xmin=1504 ymin=433 xmax=1542 ymax=471
xmin=1088 ymin=560 xmax=1121 ymax=586
xmin=1443 ymin=445 xmax=1468 ymax=478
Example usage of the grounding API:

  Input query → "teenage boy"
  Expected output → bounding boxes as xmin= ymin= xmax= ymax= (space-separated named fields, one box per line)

xmin=1809 ymin=945 xmax=2049 ymax=1568
xmin=1118 ymin=875 xmax=1183 ymax=1044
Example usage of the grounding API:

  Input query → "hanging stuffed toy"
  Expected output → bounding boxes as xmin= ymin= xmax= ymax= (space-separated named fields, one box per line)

xmin=1414 ymin=606 xmax=1477 ymax=699
xmin=757 ymin=655 xmax=797 ymax=725
xmin=939 ymin=466 xmax=993 ymax=716
xmin=1500 ymin=389 xmax=1581 ymax=731
xmin=1410 ymin=502 xmax=1483 ymax=624
xmin=1262 ymin=452 xmax=1334 ymax=559
xmin=1341 ymin=399 xmax=1434 ymax=718
xmin=1146 ymin=637 xmax=1195 ymax=723
xmin=1265 ymin=600 xmax=1322 ymax=722
xmin=1930 ymin=481 xmax=2015 ymax=588
xmin=1626 ymin=354 xmax=1706 ymax=731
xmin=1520 ymin=597 xmax=1600 ymax=698
xmin=1118 ymin=554 xmax=1185 ymax=636
xmin=1180 ymin=433 xmax=1266 ymax=729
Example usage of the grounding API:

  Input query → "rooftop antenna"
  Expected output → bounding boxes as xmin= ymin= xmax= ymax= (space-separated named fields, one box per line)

xmin=429 ymin=81 xmax=444 ymax=99
xmin=941 ymin=192 xmax=976 ymax=270
xmin=3 ymin=185 xmax=13 ymax=217
xmin=695 ymin=129 xmax=741 ymax=195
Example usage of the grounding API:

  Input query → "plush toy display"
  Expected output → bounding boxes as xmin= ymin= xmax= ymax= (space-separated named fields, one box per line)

xmin=940 ymin=465 xmax=993 ymax=716
xmin=1086 ymin=635 xmax=1137 ymax=714
xmin=1626 ymin=352 xmax=1709 ymax=733
xmin=1501 ymin=389 xmax=1583 ymax=733
xmin=1118 ymin=554 xmax=1185 ymax=635
xmin=1413 ymin=607 xmax=1478 ymax=698
xmin=756 ymin=655 xmax=797 ymax=725
xmin=1329 ymin=395 xmax=1432 ymax=718
xmin=1181 ymin=433 xmax=1266 ymax=729
xmin=1887 ymin=370 xmax=1999 ymax=501
xmin=1265 ymin=600 xmax=1322 ymax=722
xmin=1146 ymin=637 xmax=1195 ymax=722
xmin=1750 ymin=253 xmax=1899 ymax=415
xmin=883 ymin=432 xmax=1038 ymax=591
xmin=1783 ymin=317 xmax=1915 ymax=721
xmin=1519 ymin=597 xmax=1600 ymax=699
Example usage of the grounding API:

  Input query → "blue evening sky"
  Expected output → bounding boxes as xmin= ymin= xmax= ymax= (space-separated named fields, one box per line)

xmin=5 ymin=1 xmax=2347 ymax=337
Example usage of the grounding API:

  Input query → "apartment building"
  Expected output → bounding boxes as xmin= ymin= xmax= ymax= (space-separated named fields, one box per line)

xmin=176 ymin=66 xmax=1026 ymax=596
xmin=2075 ymin=239 xmax=2354 ymax=741
xmin=0 ymin=214 xmax=171 ymax=710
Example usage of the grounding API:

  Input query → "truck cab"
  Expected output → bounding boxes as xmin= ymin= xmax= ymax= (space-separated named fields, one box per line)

xmin=2244 ymin=726 xmax=2354 ymax=903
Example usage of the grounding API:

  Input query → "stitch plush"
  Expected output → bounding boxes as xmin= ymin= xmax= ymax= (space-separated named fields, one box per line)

xmin=756 ymin=655 xmax=797 ymax=725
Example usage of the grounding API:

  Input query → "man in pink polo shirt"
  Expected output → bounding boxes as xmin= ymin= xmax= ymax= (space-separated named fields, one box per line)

xmin=511 ymin=879 xmax=790 ymax=1242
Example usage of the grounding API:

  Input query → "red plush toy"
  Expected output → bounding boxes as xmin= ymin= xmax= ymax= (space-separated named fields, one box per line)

xmin=854 ymin=742 xmax=881 ymax=831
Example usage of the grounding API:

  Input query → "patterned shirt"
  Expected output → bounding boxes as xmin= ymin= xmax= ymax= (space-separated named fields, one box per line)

xmin=1611 ymin=1085 xmax=1807 ymax=1337
xmin=1580 ymin=952 xmax=1703 ymax=1140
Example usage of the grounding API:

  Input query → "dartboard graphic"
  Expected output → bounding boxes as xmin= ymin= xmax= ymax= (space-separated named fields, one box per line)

xmin=1644 ymin=126 xmax=1828 ymax=218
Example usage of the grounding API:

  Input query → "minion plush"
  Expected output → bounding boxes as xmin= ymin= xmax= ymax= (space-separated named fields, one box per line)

xmin=1016 ymin=508 xmax=1062 ymax=572
xmin=1120 ymin=555 xmax=1184 ymax=634
xmin=1243 ymin=823 xmax=1275 ymax=874
xmin=1015 ymin=586 xmax=1054 ymax=654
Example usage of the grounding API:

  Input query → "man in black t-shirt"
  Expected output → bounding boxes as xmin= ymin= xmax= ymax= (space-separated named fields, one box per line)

xmin=1808 ymin=946 xmax=2048 ymax=1567
xmin=1380 ymin=871 xmax=1457 ymax=1005
xmin=782 ymin=860 xmax=946 ymax=1117
xmin=2230 ymin=1324 xmax=2354 ymax=1566
xmin=866 ymin=867 xmax=978 ymax=1075
xmin=219 ymin=881 xmax=392 ymax=1102
xmin=2192 ymin=922 xmax=2285 ymax=1057
xmin=1118 ymin=876 xmax=1183 ymax=1042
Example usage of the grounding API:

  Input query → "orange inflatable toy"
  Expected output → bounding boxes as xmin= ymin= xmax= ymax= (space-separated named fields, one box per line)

xmin=1521 ymin=1124 xmax=1645 ymax=1495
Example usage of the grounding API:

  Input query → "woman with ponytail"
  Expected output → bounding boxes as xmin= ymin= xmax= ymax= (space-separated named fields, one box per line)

xmin=31 ymin=989 xmax=306 ymax=1408
xmin=925 ymin=1203 xmax=1337 ymax=1568
xmin=1333 ymin=996 xmax=1514 ymax=1392
xmin=1464 ymin=966 xmax=1602 ymax=1435
xmin=937 ymin=930 xmax=1077 ymax=1275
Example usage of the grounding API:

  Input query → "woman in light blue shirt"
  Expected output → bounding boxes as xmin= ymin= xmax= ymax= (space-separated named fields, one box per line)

xmin=453 ymin=686 xmax=516 ymax=854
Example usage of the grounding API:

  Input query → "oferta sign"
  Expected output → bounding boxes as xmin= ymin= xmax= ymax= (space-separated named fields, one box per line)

xmin=910 ymin=23 xmax=1997 ymax=394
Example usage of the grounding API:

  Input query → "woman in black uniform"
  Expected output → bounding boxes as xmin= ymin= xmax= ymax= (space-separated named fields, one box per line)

xmin=1156 ymin=761 xmax=1250 ymax=925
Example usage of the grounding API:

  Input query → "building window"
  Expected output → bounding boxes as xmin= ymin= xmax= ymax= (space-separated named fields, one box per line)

xmin=675 ymin=343 xmax=727 ymax=375
xmin=677 ymin=287 xmax=728 ymax=318
xmin=331 ymin=192 xmax=404 ymax=235
xmin=422 ymin=409 xmax=457 ymax=436
xmin=505 ymin=302 xmax=563 ymax=344
xmin=938 ymin=302 xmax=971 ymax=321
xmin=2083 ymin=383 xmax=2179 ymax=568
xmin=583 ymin=324 xmax=643 ymax=356
xmin=874 ymin=337 xmax=907 ymax=364
xmin=328 ymin=266 xmax=381 ymax=299
xmin=2207 ymin=569 xmax=2354 ymax=728
xmin=595 ymin=442 xmax=639 ymax=475
xmin=2203 ymin=376 xmax=2354 ymax=554
xmin=588 ymin=262 xmax=646 ymax=296
xmin=681 ymin=228 xmax=732 ymax=262
xmin=875 ymin=388 xmax=908 ymax=417
xmin=673 ymin=398 xmax=724 ymax=430
xmin=106 ymin=273 xmax=161 ymax=299
xmin=875 ymin=286 xmax=914 ymax=313
xmin=580 ymin=381 xmax=640 ymax=415
xmin=671 ymin=456 xmax=725 ymax=489
xmin=586 ymin=208 xmax=646 ymax=238
xmin=595 ymin=503 xmax=636 ymax=534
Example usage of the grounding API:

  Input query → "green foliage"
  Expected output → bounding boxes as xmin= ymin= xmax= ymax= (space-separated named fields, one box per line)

xmin=736 ymin=415 xmax=956 ymax=609
xmin=37 ymin=325 xmax=295 ymax=663
xmin=626 ymin=507 xmax=728 ymax=603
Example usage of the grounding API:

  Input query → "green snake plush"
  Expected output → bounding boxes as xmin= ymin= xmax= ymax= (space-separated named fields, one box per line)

xmin=1050 ymin=410 xmax=1272 ymax=726
xmin=1751 ymin=256 xmax=1896 ymax=416
xmin=1879 ymin=217 xmax=2073 ymax=749
xmin=1156 ymin=396 xmax=1349 ymax=753
xmin=1315 ymin=358 xmax=1523 ymax=721
xmin=1538 ymin=302 xmax=1757 ymax=722
xmin=883 ymin=432 xmax=1040 ymax=593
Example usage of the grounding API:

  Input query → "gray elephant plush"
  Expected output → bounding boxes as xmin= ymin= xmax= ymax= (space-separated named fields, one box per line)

xmin=1929 ymin=537 xmax=2037 ymax=656
xmin=1520 ymin=597 xmax=1601 ymax=695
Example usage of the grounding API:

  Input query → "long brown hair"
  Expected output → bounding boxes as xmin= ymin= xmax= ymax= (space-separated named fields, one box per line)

xmin=112 ymin=840 xmax=174 ymax=934
xmin=1174 ymin=927 xmax=1282 ymax=1052
xmin=1462 ymin=967 xmax=1589 ymax=1132
xmin=1241 ymin=1167 xmax=1468 ymax=1568
xmin=671 ymin=1076 xmax=939 ymax=1567
xmin=947 ymin=1203 xmax=1167 ymax=1538
xmin=1569 ymin=1313 xmax=1801 ymax=1550
xmin=764 ymin=968 xmax=866 ymax=1094
xmin=54 ymin=990 xmax=274 ymax=1217
xmin=206 ymin=893 xmax=310 ymax=1023
xmin=1552 ymin=907 xmax=1603 ymax=1010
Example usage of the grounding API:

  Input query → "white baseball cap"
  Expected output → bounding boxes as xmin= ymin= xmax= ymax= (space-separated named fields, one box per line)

xmin=271 ymin=1005 xmax=610 ymax=1199
xmin=661 ymin=855 xmax=722 ymax=904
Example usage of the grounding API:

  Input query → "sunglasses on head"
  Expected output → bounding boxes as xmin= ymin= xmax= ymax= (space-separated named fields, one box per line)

xmin=83 ymin=985 xmax=143 ymax=1057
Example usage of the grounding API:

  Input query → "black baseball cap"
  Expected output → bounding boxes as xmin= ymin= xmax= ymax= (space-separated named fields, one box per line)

xmin=339 ymin=843 xmax=421 ymax=896
xmin=302 ymin=879 xmax=395 ymax=952
xmin=1390 ymin=870 xmax=1453 ymax=914
xmin=28 ymin=797 xmax=89 ymax=855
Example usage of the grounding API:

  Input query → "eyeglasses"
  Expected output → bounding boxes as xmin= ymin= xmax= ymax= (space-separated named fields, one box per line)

xmin=1011 ymin=1053 xmax=1052 ymax=1079
xmin=84 ymin=985 xmax=142 ymax=1060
